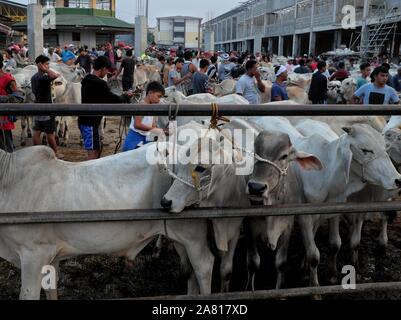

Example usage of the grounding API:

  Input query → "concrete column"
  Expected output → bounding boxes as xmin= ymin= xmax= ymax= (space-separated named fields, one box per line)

xmin=28 ymin=3 xmax=43 ymax=61
xmin=309 ymin=32 xmax=316 ymax=56
xmin=135 ymin=16 xmax=148 ymax=57
xmin=204 ymin=30 xmax=215 ymax=52
xmin=332 ymin=0 xmax=338 ymax=24
xmin=268 ymin=38 xmax=273 ymax=54
xmin=292 ymin=34 xmax=299 ymax=57
xmin=361 ymin=0 xmax=369 ymax=51
xmin=308 ymin=0 xmax=315 ymax=56
xmin=254 ymin=35 xmax=262 ymax=54
xmin=334 ymin=30 xmax=342 ymax=49
xmin=278 ymin=36 xmax=284 ymax=56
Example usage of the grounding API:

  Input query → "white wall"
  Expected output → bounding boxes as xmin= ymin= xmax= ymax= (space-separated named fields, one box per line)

xmin=185 ymin=19 xmax=200 ymax=48
xmin=58 ymin=30 xmax=97 ymax=49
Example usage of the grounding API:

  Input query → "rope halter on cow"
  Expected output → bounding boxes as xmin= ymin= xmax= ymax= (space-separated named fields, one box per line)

xmin=351 ymin=149 xmax=383 ymax=185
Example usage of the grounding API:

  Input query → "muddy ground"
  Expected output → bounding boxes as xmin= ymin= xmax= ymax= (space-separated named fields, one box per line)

xmin=0 ymin=118 xmax=401 ymax=300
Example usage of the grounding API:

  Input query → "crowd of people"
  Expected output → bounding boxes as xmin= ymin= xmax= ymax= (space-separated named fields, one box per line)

xmin=1 ymin=40 xmax=401 ymax=161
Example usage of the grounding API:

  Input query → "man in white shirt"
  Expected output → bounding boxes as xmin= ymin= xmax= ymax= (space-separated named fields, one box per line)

xmin=123 ymin=82 xmax=167 ymax=151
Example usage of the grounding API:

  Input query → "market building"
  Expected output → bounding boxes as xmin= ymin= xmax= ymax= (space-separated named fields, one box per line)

xmin=203 ymin=0 xmax=401 ymax=59
xmin=13 ymin=0 xmax=134 ymax=49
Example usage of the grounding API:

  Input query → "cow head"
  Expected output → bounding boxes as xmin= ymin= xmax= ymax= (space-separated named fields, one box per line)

xmin=327 ymin=81 xmax=342 ymax=103
xmin=161 ymin=131 xmax=235 ymax=213
xmin=248 ymin=131 xmax=322 ymax=250
xmin=51 ymin=76 xmax=68 ymax=103
xmin=339 ymin=78 xmax=357 ymax=104
xmin=385 ymin=127 xmax=401 ymax=168
xmin=248 ymin=131 xmax=322 ymax=205
xmin=343 ymin=124 xmax=401 ymax=190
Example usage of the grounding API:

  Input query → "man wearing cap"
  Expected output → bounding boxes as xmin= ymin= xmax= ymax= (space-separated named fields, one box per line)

xmin=218 ymin=53 xmax=236 ymax=82
xmin=271 ymin=65 xmax=289 ymax=102
xmin=62 ymin=50 xmax=76 ymax=66
xmin=236 ymin=60 xmax=266 ymax=104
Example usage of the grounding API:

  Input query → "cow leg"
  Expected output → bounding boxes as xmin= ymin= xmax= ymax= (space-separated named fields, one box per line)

xmin=27 ymin=117 xmax=32 ymax=138
xmin=20 ymin=117 xmax=27 ymax=146
xmin=299 ymin=216 xmax=320 ymax=289
xmin=275 ymin=227 xmax=291 ymax=290
xmin=63 ymin=119 xmax=70 ymax=147
xmin=152 ymin=235 xmax=164 ymax=259
xmin=328 ymin=216 xmax=342 ymax=284
xmin=244 ymin=218 xmax=261 ymax=292
xmin=377 ymin=213 xmax=391 ymax=254
xmin=173 ymin=242 xmax=199 ymax=295
xmin=45 ymin=261 xmax=60 ymax=301
xmin=184 ymin=241 xmax=214 ymax=295
xmin=19 ymin=248 xmax=55 ymax=300
xmin=220 ymin=231 xmax=240 ymax=293
xmin=349 ymin=214 xmax=364 ymax=275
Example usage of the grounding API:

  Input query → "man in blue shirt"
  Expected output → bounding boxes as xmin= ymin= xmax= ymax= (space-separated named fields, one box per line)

xmin=236 ymin=60 xmax=266 ymax=104
xmin=353 ymin=66 xmax=400 ymax=105
xmin=271 ymin=65 xmax=289 ymax=102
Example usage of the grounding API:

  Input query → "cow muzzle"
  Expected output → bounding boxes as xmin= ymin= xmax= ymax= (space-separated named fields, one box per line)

xmin=248 ymin=181 xmax=268 ymax=196
xmin=161 ymin=197 xmax=173 ymax=210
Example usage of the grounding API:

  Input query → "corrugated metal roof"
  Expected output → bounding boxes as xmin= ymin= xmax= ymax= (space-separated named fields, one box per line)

xmin=157 ymin=16 xmax=203 ymax=21
xmin=0 ymin=0 xmax=27 ymax=10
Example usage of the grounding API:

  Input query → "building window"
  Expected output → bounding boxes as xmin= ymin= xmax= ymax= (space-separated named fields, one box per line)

xmin=68 ymin=0 xmax=90 ymax=8
xmin=97 ymin=0 xmax=111 ymax=10
xmin=72 ymin=32 xmax=81 ymax=41
xmin=174 ymin=32 xmax=185 ymax=38
xmin=44 ymin=0 xmax=56 ymax=8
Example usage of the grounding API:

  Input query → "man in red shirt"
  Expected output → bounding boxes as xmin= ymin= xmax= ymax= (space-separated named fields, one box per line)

xmin=0 ymin=57 xmax=20 ymax=152
xmin=330 ymin=62 xmax=350 ymax=82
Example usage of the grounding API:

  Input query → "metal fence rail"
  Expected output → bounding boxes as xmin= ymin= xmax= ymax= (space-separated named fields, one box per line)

xmin=131 ymin=282 xmax=401 ymax=300
xmin=0 ymin=201 xmax=400 ymax=225
xmin=1 ymin=104 xmax=401 ymax=116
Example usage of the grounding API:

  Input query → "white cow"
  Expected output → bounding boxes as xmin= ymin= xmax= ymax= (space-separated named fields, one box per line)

xmin=160 ymin=123 xmax=252 ymax=292
xmin=246 ymin=122 xmax=323 ymax=290
xmin=251 ymin=117 xmax=401 ymax=288
xmin=0 ymin=144 xmax=215 ymax=299
xmin=286 ymin=73 xmax=311 ymax=105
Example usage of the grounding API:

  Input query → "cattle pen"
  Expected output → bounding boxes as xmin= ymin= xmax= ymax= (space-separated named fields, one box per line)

xmin=2 ymin=102 xmax=401 ymax=300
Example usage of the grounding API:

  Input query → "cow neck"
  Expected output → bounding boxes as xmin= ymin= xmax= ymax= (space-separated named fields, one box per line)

xmin=0 ymin=149 xmax=13 ymax=188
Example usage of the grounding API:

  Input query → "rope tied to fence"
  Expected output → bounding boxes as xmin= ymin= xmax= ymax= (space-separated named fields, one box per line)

xmin=209 ymin=103 xmax=230 ymax=131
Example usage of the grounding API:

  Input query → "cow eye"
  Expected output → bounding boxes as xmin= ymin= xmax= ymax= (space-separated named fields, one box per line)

xmin=280 ymin=154 xmax=288 ymax=161
xmin=194 ymin=166 xmax=207 ymax=173
xmin=361 ymin=148 xmax=374 ymax=155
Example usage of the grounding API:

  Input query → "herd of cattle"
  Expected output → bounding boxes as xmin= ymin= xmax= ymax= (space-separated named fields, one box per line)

xmin=1 ymin=59 xmax=401 ymax=300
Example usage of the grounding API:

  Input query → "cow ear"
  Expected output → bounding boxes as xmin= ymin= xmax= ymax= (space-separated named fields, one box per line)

xmin=342 ymin=126 xmax=353 ymax=135
xmin=295 ymin=151 xmax=323 ymax=171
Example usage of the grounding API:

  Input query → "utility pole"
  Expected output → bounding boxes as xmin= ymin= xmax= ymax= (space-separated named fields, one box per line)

xmin=28 ymin=0 xmax=44 ymax=61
